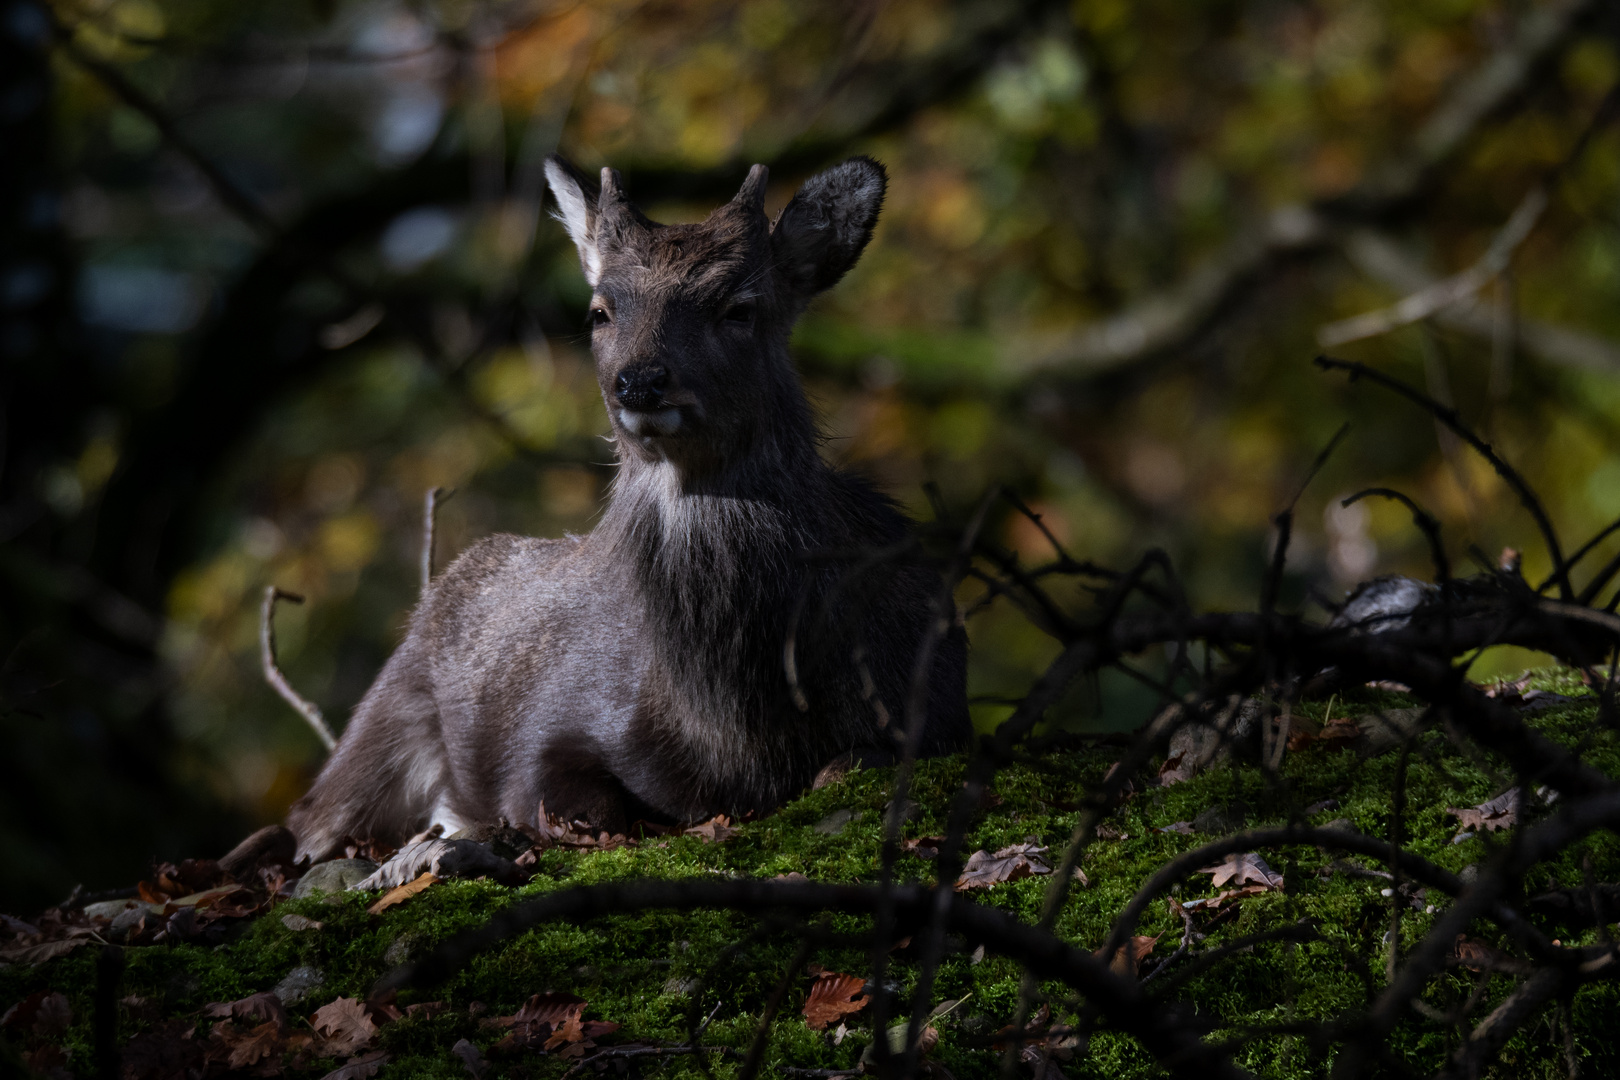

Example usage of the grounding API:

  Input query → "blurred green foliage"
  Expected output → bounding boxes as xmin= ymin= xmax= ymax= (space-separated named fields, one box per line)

xmin=6 ymin=0 xmax=1620 ymax=908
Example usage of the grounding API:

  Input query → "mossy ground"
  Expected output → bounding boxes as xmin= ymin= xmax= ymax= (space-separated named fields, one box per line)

xmin=5 ymin=671 xmax=1619 ymax=1078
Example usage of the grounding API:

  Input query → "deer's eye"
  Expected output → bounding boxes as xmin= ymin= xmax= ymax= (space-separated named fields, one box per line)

xmin=590 ymin=307 xmax=611 ymax=326
xmin=723 ymin=301 xmax=755 ymax=325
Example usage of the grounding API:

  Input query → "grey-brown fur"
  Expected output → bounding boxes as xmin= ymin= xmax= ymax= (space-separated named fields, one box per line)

xmin=286 ymin=156 xmax=970 ymax=861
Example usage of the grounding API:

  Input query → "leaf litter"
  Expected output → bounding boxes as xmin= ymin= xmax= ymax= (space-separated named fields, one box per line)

xmin=1448 ymin=789 xmax=1520 ymax=833
xmin=955 ymin=839 xmax=1053 ymax=890
xmin=803 ymin=969 xmax=870 ymax=1030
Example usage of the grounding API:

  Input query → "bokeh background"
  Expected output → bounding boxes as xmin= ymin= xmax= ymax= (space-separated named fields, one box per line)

xmin=5 ymin=0 xmax=1620 ymax=912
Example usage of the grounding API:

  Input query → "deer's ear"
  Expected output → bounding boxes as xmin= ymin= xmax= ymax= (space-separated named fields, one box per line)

xmin=545 ymin=155 xmax=603 ymax=287
xmin=770 ymin=157 xmax=886 ymax=300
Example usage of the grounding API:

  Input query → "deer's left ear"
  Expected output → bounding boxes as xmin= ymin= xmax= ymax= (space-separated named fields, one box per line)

xmin=770 ymin=157 xmax=886 ymax=301
xmin=545 ymin=154 xmax=603 ymax=287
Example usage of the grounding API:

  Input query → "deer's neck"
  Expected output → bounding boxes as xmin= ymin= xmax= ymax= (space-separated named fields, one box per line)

xmin=595 ymin=419 xmax=847 ymax=788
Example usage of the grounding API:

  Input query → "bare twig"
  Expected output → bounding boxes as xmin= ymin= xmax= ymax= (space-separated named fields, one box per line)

xmin=1008 ymin=0 xmax=1598 ymax=377
xmin=259 ymin=586 xmax=336 ymax=751
xmin=1316 ymin=355 xmax=1571 ymax=600
xmin=1319 ymin=185 xmax=1549 ymax=347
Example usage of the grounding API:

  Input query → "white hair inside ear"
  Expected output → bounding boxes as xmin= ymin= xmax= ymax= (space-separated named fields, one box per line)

xmin=545 ymin=159 xmax=603 ymax=287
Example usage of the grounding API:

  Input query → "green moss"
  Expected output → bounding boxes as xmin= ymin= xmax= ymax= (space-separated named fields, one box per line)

xmin=5 ymin=672 xmax=1618 ymax=1078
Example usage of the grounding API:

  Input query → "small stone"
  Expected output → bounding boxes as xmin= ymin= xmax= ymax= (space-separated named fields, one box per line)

xmin=291 ymin=858 xmax=379 ymax=898
xmin=108 ymin=906 xmax=148 ymax=941
xmin=661 ymin=975 xmax=702 ymax=997
xmin=271 ymin=965 xmax=323 ymax=1006
xmin=814 ymin=808 xmax=860 ymax=835
xmin=383 ymin=935 xmax=415 ymax=966
xmin=280 ymin=914 xmax=323 ymax=932
xmin=1193 ymin=802 xmax=1250 ymax=835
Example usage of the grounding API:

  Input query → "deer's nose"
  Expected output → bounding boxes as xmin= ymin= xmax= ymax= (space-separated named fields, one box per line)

xmin=614 ymin=365 xmax=669 ymax=411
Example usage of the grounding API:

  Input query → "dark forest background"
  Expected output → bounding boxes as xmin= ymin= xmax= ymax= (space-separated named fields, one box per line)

xmin=5 ymin=0 xmax=1620 ymax=913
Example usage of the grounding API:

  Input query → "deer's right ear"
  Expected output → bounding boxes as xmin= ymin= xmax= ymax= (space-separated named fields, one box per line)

xmin=545 ymin=155 xmax=603 ymax=287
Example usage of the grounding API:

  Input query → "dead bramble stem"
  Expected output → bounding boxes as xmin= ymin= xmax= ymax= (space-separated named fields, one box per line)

xmin=260 ymin=585 xmax=336 ymax=751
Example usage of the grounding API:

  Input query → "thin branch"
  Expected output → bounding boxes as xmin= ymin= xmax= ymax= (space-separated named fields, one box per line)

xmin=259 ymin=586 xmax=336 ymax=751
xmin=1341 ymin=230 xmax=1620 ymax=372
xmin=1319 ymin=185 xmax=1548 ymax=347
xmin=1008 ymin=0 xmax=1597 ymax=376
xmin=1342 ymin=488 xmax=1450 ymax=586
xmin=1316 ymin=356 xmax=1570 ymax=600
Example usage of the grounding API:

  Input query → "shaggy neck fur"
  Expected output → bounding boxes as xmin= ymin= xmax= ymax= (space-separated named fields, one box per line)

xmin=591 ymin=364 xmax=861 ymax=806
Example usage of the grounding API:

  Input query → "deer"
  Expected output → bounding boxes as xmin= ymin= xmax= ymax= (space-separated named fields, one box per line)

xmin=285 ymin=155 xmax=971 ymax=862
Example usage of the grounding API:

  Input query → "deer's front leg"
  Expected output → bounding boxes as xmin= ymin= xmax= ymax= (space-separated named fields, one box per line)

xmin=536 ymin=742 xmax=635 ymax=834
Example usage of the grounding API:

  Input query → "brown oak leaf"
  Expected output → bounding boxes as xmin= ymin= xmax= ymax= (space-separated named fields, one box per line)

xmin=1198 ymin=852 xmax=1284 ymax=890
xmin=1448 ymin=789 xmax=1520 ymax=833
xmin=1 ymin=990 xmax=72 ymax=1037
xmin=1095 ymin=935 xmax=1159 ymax=978
xmin=209 ymin=1020 xmax=286 ymax=1071
xmin=367 ymin=872 xmax=438 ymax=915
xmin=954 ymin=842 xmax=1052 ymax=890
xmin=490 ymin=992 xmax=594 ymax=1053
xmin=311 ymin=997 xmax=379 ymax=1056
xmin=1157 ymin=752 xmax=1195 ymax=786
xmin=203 ymin=992 xmax=287 ymax=1032
xmin=803 ymin=970 xmax=870 ymax=1030
xmin=684 ymin=815 xmax=737 ymax=842
xmin=0 ymin=938 xmax=90 ymax=965
xmin=1454 ymin=935 xmax=1512 ymax=972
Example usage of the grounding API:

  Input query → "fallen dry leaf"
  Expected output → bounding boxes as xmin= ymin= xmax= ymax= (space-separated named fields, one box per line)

xmin=0 ymin=937 xmax=91 ymax=966
xmin=203 ymin=992 xmax=286 ymax=1031
xmin=1157 ymin=752 xmax=1195 ymax=786
xmin=452 ymin=1038 xmax=488 ymax=1078
xmin=1181 ymin=884 xmax=1273 ymax=913
xmin=1 ymin=990 xmax=72 ymax=1038
xmin=367 ymin=872 xmax=438 ymax=915
xmin=533 ymin=803 xmax=633 ymax=850
xmin=955 ymin=842 xmax=1052 ymax=890
xmin=1448 ymin=789 xmax=1520 ymax=833
xmin=803 ymin=970 xmax=870 ymax=1030
xmin=684 ymin=815 xmax=738 ymax=842
xmin=404 ymin=1001 xmax=448 ymax=1020
xmin=317 ymin=1050 xmax=389 ymax=1080
xmin=902 ymin=836 xmax=946 ymax=859
xmin=311 ymin=997 xmax=379 ymax=1056
xmin=209 ymin=1019 xmax=285 ymax=1071
xmin=1095 ymin=935 xmax=1159 ymax=978
xmin=489 ymin=992 xmax=619 ymax=1054
xmin=1198 ymin=852 xmax=1284 ymax=890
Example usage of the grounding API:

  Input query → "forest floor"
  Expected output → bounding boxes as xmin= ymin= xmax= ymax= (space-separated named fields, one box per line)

xmin=3 ymin=670 xmax=1618 ymax=1080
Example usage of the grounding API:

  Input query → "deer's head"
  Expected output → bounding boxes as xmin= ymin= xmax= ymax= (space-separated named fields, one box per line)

xmin=544 ymin=155 xmax=886 ymax=474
